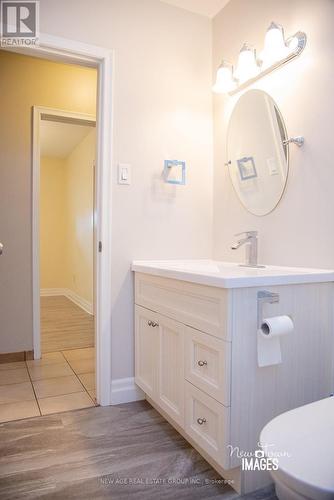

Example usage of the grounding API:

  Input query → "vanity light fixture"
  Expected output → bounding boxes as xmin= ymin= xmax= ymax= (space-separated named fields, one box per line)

xmin=213 ymin=22 xmax=307 ymax=95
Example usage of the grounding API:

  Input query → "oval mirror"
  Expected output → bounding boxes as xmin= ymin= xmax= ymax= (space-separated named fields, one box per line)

xmin=227 ymin=89 xmax=289 ymax=216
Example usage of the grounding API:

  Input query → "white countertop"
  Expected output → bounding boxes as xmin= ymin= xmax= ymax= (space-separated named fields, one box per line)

xmin=131 ymin=259 xmax=334 ymax=289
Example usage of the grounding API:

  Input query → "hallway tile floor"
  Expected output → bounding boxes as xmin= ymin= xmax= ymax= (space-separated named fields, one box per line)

xmin=0 ymin=347 xmax=96 ymax=423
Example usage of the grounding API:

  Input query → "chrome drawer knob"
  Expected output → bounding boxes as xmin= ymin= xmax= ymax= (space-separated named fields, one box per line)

xmin=147 ymin=320 xmax=159 ymax=328
xmin=197 ymin=360 xmax=207 ymax=367
xmin=197 ymin=417 xmax=207 ymax=425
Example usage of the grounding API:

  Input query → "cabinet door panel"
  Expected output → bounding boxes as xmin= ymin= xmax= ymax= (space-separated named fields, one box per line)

xmin=135 ymin=305 xmax=159 ymax=398
xmin=158 ymin=316 xmax=184 ymax=426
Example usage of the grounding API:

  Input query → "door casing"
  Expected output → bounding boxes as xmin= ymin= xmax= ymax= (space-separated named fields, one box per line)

xmin=4 ymin=34 xmax=114 ymax=406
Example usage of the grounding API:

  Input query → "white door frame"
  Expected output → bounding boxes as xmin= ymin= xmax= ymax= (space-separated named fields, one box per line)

xmin=7 ymin=34 xmax=113 ymax=406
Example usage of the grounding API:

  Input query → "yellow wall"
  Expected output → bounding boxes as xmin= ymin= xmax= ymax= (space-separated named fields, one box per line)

xmin=0 ymin=50 xmax=97 ymax=352
xmin=40 ymin=157 xmax=67 ymax=289
xmin=40 ymin=129 xmax=95 ymax=307
xmin=65 ymin=129 xmax=95 ymax=305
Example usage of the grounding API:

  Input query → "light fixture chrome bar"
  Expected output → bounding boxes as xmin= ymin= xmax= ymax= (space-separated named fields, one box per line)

xmin=228 ymin=31 xmax=307 ymax=96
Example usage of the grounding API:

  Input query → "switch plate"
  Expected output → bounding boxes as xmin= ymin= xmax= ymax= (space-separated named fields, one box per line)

xmin=267 ymin=157 xmax=279 ymax=176
xmin=118 ymin=163 xmax=131 ymax=185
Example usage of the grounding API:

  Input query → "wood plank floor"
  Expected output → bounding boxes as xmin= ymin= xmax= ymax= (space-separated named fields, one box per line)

xmin=41 ymin=296 xmax=94 ymax=353
xmin=0 ymin=401 xmax=277 ymax=500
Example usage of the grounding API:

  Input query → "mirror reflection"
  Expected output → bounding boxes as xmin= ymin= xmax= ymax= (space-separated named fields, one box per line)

xmin=227 ymin=89 xmax=288 ymax=216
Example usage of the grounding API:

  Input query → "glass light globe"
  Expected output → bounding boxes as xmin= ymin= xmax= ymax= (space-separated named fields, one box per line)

xmin=212 ymin=62 xmax=236 ymax=93
xmin=261 ymin=22 xmax=289 ymax=68
xmin=235 ymin=43 xmax=259 ymax=83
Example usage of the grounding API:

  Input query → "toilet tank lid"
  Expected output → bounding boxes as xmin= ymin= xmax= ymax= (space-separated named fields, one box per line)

xmin=260 ymin=397 xmax=334 ymax=498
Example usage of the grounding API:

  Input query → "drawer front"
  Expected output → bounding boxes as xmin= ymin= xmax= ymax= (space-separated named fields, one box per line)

xmin=185 ymin=381 xmax=231 ymax=469
xmin=135 ymin=273 xmax=231 ymax=340
xmin=185 ymin=327 xmax=231 ymax=405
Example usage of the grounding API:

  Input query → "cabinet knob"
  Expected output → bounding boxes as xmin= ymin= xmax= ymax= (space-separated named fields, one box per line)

xmin=197 ymin=360 xmax=208 ymax=367
xmin=197 ymin=417 xmax=207 ymax=425
xmin=147 ymin=320 xmax=159 ymax=328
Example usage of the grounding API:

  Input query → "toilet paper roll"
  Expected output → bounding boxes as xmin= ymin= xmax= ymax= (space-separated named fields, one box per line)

xmin=257 ymin=315 xmax=293 ymax=367
xmin=260 ymin=315 xmax=294 ymax=339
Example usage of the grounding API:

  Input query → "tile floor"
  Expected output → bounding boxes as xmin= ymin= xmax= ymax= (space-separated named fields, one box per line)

xmin=0 ymin=347 xmax=96 ymax=423
xmin=0 ymin=401 xmax=278 ymax=499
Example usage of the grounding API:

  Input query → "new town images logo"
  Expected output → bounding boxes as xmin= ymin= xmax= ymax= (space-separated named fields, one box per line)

xmin=228 ymin=442 xmax=292 ymax=472
xmin=1 ymin=0 xmax=39 ymax=46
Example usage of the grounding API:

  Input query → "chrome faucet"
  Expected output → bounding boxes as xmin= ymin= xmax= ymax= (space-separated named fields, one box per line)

xmin=231 ymin=231 xmax=263 ymax=268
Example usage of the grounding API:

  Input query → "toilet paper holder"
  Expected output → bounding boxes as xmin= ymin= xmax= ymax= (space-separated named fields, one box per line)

xmin=257 ymin=291 xmax=280 ymax=328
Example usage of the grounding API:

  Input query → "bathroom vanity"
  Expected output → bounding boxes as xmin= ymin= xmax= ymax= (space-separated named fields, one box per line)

xmin=132 ymin=260 xmax=334 ymax=494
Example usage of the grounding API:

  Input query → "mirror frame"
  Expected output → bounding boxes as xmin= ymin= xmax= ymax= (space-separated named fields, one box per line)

xmin=226 ymin=89 xmax=290 ymax=217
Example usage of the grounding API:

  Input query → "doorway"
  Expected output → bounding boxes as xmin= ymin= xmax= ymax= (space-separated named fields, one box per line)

xmin=4 ymin=37 xmax=114 ymax=408
xmin=37 ymin=111 xmax=97 ymax=407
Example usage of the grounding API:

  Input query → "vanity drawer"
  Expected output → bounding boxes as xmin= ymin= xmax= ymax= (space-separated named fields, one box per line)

xmin=135 ymin=273 xmax=231 ymax=340
xmin=185 ymin=326 xmax=231 ymax=405
xmin=185 ymin=381 xmax=231 ymax=470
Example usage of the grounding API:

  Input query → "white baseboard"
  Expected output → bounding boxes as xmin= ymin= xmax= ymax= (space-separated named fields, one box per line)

xmin=40 ymin=288 xmax=93 ymax=315
xmin=40 ymin=288 xmax=67 ymax=297
xmin=65 ymin=289 xmax=93 ymax=315
xmin=110 ymin=377 xmax=145 ymax=405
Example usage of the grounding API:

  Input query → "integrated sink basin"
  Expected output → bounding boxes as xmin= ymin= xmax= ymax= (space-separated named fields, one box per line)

xmin=131 ymin=259 xmax=334 ymax=288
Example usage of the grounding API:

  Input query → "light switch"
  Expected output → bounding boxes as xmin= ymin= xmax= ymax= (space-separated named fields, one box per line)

xmin=118 ymin=163 xmax=131 ymax=185
xmin=267 ymin=157 xmax=279 ymax=176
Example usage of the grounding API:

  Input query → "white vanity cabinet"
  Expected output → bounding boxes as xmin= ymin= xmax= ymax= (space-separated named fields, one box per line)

xmin=133 ymin=263 xmax=334 ymax=495
xmin=134 ymin=273 xmax=233 ymax=471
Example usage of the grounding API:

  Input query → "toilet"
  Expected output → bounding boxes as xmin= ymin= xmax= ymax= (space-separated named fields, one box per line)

xmin=260 ymin=397 xmax=334 ymax=500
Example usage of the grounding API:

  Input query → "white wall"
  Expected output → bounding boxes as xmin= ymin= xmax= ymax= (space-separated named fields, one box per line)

xmin=39 ymin=0 xmax=213 ymax=379
xmin=213 ymin=0 xmax=334 ymax=268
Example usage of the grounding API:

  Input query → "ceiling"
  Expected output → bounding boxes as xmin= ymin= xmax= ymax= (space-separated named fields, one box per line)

xmin=40 ymin=120 xmax=94 ymax=159
xmin=160 ymin=0 xmax=230 ymax=18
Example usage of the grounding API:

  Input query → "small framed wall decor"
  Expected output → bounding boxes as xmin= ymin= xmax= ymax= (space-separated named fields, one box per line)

xmin=237 ymin=156 xmax=257 ymax=180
